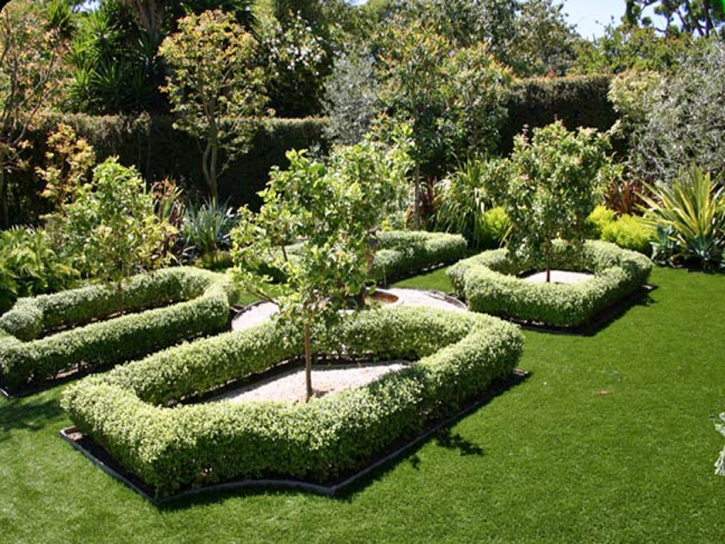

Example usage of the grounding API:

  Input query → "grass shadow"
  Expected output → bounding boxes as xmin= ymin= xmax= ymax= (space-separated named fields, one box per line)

xmin=1 ymin=396 xmax=63 ymax=441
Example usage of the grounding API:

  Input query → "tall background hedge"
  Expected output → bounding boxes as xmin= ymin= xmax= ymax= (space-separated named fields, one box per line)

xmin=7 ymin=75 xmax=616 ymax=226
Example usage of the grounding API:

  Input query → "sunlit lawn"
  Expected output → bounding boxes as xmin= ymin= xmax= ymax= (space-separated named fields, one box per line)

xmin=2 ymin=266 xmax=724 ymax=543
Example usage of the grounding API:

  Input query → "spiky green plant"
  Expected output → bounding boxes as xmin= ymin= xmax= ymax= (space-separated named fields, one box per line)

xmin=641 ymin=166 xmax=725 ymax=268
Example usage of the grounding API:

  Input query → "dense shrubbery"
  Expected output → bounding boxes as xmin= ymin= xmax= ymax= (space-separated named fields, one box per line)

xmin=587 ymin=205 xmax=654 ymax=255
xmin=370 ymin=231 xmax=467 ymax=284
xmin=0 ymin=267 xmax=238 ymax=390
xmin=0 ymin=227 xmax=79 ymax=314
xmin=448 ymin=240 xmax=652 ymax=328
xmin=61 ymin=306 xmax=523 ymax=495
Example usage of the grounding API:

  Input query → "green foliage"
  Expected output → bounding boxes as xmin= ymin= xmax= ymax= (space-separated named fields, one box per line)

xmin=625 ymin=0 xmax=725 ymax=37
xmin=504 ymin=121 xmax=611 ymax=280
xmin=632 ymin=38 xmax=725 ymax=185
xmin=0 ymin=0 xmax=69 ymax=227
xmin=370 ymin=230 xmax=467 ymax=284
xmin=448 ymin=240 xmax=653 ymax=328
xmin=0 ymin=227 xmax=78 ymax=314
xmin=59 ymin=157 xmax=174 ymax=305
xmin=501 ymin=75 xmax=617 ymax=154
xmin=257 ymin=11 xmax=329 ymax=118
xmin=323 ymin=47 xmax=378 ymax=145
xmin=233 ymin=134 xmax=413 ymax=400
xmin=35 ymin=123 xmax=96 ymax=214
xmin=601 ymin=214 xmax=655 ymax=255
xmin=67 ymin=0 xmax=160 ymax=114
xmin=587 ymin=205 xmax=617 ymax=239
xmin=434 ymin=158 xmax=511 ymax=248
xmin=376 ymin=27 xmax=512 ymax=177
xmin=61 ymin=305 xmax=523 ymax=495
xmin=159 ymin=9 xmax=267 ymax=201
xmin=573 ymin=24 xmax=691 ymax=74
xmin=507 ymin=0 xmax=580 ymax=77
xmin=478 ymin=207 xmax=511 ymax=249
xmin=641 ymin=166 xmax=725 ymax=268
xmin=181 ymin=199 xmax=238 ymax=264
xmin=0 ymin=267 xmax=235 ymax=390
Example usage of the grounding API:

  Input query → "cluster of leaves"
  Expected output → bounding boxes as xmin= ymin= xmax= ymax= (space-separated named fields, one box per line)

xmin=57 ymin=157 xmax=175 ymax=309
xmin=0 ymin=0 xmax=69 ymax=227
xmin=232 ymin=129 xmax=413 ymax=400
xmin=503 ymin=121 xmax=612 ymax=281
xmin=628 ymin=38 xmax=725 ymax=186
xmin=61 ymin=305 xmax=523 ymax=495
xmin=159 ymin=9 xmax=267 ymax=202
xmin=641 ymin=166 xmax=725 ymax=269
xmin=0 ymin=227 xmax=78 ymax=314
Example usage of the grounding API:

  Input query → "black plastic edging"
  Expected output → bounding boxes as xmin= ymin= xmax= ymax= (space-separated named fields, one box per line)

xmin=60 ymin=370 xmax=529 ymax=505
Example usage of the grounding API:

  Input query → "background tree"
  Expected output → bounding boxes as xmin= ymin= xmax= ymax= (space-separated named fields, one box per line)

xmin=232 ymin=130 xmax=413 ymax=402
xmin=0 ymin=0 xmax=69 ymax=228
xmin=59 ymin=157 xmax=174 ymax=311
xmin=504 ymin=122 xmax=611 ymax=281
xmin=625 ymin=0 xmax=725 ymax=37
xmin=630 ymin=37 xmax=725 ymax=185
xmin=159 ymin=9 xmax=267 ymax=202
xmin=323 ymin=46 xmax=379 ymax=145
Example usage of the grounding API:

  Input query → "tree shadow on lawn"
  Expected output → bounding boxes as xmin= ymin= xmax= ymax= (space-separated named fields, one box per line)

xmin=0 ymin=396 xmax=63 ymax=442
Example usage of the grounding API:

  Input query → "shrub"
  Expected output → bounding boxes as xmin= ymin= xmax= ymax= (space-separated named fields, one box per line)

xmin=0 ymin=267 xmax=238 ymax=390
xmin=61 ymin=306 xmax=524 ymax=495
xmin=587 ymin=205 xmax=617 ymax=238
xmin=641 ymin=165 xmax=725 ymax=269
xmin=601 ymin=214 xmax=654 ymax=255
xmin=0 ymin=227 xmax=79 ymax=314
xmin=448 ymin=240 xmax=652 ymax=328
xmin=181 ymin=199 xmax=238 ymax=265
xmin=477 ymin=207 xmax=510 ymax=249
xmin=370 ymin=231 xmax=467 ymax=284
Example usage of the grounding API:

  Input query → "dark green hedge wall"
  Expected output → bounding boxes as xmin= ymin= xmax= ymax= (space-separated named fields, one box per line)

xmin=500 ymin=75 xmax=617 ymax=154
xmin=9 ymin=115 xmax=329 ymax=225
xmin=7 ymin=75 xmax=616 ymax=226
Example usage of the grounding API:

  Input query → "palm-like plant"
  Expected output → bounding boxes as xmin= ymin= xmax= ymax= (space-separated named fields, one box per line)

xmin=640 ymin=166 xmax=725 ymax=268
xmin=181 ymin=199 xmax=238 ymax=266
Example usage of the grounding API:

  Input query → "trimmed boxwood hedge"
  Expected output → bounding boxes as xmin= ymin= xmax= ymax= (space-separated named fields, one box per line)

xmin=447 ymin=240 xmax=653 ymax=328
xmin=261 ymin=230 xmax=467 ymax=285
xmin=0 ymin=268 xmax=239 ymax=390
xmin=371 ymin=231 xmax=467 ymax=284
xmin=61 ymin=306 xmax=523 ymax=496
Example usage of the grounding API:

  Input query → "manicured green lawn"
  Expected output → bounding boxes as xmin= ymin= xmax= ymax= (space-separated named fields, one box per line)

xmin=2 ymin=266 xmax=724 ymax=543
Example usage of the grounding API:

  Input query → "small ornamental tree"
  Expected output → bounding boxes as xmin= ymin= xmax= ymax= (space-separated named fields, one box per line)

xmin=232 ymin=128 xmax=413 ymax=402
xmin=504 ymin=121 xmax=611 ymax=282
xmin=0 ymin=0 xmax=69 ymax=227
xmin=60 ymin=157 xmax=175 ymax=311
xmin=159 ymin=9 xmax=267 ymax=202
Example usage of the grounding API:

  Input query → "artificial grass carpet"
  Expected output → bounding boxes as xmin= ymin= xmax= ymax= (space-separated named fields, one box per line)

xmin=1 ymin=266 xmax=724 ymax=543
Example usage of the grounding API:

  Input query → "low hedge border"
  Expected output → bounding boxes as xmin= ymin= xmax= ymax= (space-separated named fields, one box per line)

xmin=0 ymin=268 xmax=240 ymax=391
xmin=260 ymin=230 xmax=467 ymax=285
xmin=447 ymin=240 xmax=653 ymax=328
xmin=371 ymin=231 xmax=467 ymax=284
xmin=61 ymin=306 xmax=524 ymax=497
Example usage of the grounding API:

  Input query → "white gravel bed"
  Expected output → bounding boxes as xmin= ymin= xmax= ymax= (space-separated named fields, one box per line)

xmin=522 ymin=270 xmax=593 ymax=284
xmin=211 ymin=361 xmax=409 ymax=404
xmin=231 ymin=288 xmax=466 ymax=332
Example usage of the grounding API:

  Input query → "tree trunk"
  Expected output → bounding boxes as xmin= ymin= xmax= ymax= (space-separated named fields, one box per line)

xmin=117 ymin=279 xmax=126 ymax=315
xmin=210 ymin=140 xmax=218 ymax=203
xmin=413 ymin=165 xmax=421 ymax=230
xmin=545 ymin=238 xmax=552 ymax=283
xmin=304 ymin=322 xmax=313 ymax=402
xmin=0 ymin=149 xmax=8 ymax=229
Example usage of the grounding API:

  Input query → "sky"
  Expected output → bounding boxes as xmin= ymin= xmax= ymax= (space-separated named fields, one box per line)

xmin=561 ymin=0 xmax=629 ymax=39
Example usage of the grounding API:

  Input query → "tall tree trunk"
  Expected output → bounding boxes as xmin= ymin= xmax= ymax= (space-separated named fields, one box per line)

xmin=304 ymin=322 xmax=313 ymax=402
xmin=545 ymin=238 xmax=552 ymax=283
xmin=210 ymin=140 xmax=218 ymax=203
xmin=413 ymin=165 xmax=421 ymax=230
xmin=0 ymin=149 xmax=8 ymax=229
